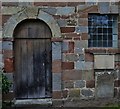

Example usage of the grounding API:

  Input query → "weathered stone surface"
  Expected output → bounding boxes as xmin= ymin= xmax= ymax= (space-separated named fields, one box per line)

xmin=74 ymin=80 xmax=86 ymax=88
xmin=81 ymin=70 xmax=94 ymax=80
xmin=63 ymin=69 xmax=94 ymax=81
xmin=94 ymin=55 xmax=114 ymax=69
xmin=52 ymin=42 xmax=61 ymax=60
xmin=2 ymin=7 xmax=22 ymax=15
xmin=69 ymin=89 xmax=80 ymax=98
xmin=0 ymin=31 xmax=2 ymax=38
xmin=0 ymin=41 xmax=2 ymax=51
xmin=2 ymin=41 xmax=12 ymax=50
xmin=19 ymin=2 xmax=33 ymax=7
xmin=56 ymin=7 xmax=75 ymax=16
xmin=98 ymin=2 xmax=110 ymax=14
xmin=110 ymin=5 xmax=118 ymax=13
xmin=115 ymin=54 xmax=120 ymax=62
xmin=63 ymin=81 xmax=74 ymax=89
xmin=52 ymin=73 xmax=61 ymax=91
xmin=95 ymin=72 xmax=114 ymax=98
xmin=3 ymin=17 xmax=17 ymax=38
xmin=38 ymin=10 xmax=61 ymax=38
xmin=74 ymin=40 xmax=88 ymax=54
xmin=57 ymin=19 xmax=67 ymax=27
xmin=75 ymin=61 xmax=93 ymax=70
xmin=78 ymin=18 xmax=88 ymax=26
xmin=81 ymin=89 xmax=94 ymax=97
xmin=62 ymin=54 xmax=79 ymax=62
xmin=41 ymin=8 xmax=57 ymax=15
xmin=62 ymin=41 xmax=69 ymax=52
xmin=75 ymin=26 xmax=88 ymax=33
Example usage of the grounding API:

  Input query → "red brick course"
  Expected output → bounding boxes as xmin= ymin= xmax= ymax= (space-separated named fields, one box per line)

xmin=2 ymin=15 xmax=11 ymax=26
xmin=52 ymin=91 xmax=62 ymax=99
xmin=68 ymin=41 xmax=74 ymax=53
xmin=4 ymin=58 xmax=14 ymax=72
xmin=62 ymin=90 xmax=68 ymax=98
xmin=86 ymin=80 xmax=95 ymax=88
xmin=34 ymin=2 xmax=85 ymax=7
xmin=114 ymin=80 xmax=120 ymax=87
xmin=85 ymin=53 xmax=94 ymax=62
xmin=62 ymin=70 xmax=82 ymax=81
xmin=62 ymin=62 xmax=74 ymax=70
xmin=61 ymin=27 xmax=75 ymax=33
xmin=52 ymin=59 xmax=62 ymax=73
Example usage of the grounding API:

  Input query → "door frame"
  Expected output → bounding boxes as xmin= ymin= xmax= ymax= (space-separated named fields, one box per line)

xmin=3 ymin=8 xmax=62 ymax=104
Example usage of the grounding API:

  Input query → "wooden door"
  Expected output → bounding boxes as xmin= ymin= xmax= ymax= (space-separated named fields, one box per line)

xmin=14 ymin=19 xmax=52 ymax=99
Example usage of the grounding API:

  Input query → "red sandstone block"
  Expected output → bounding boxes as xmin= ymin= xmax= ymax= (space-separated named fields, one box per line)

xmin=34 ymin=2 xmax=67 ymax=7
xmin=4 ymin=58 xmax=14 ymax=72
xmin=2 ymin=15 xmax=11 ymax=26
xmin=2 ymin=2 xmax=18 ymax=6
xmin=114 ymin=80 xmax=120 ymax=87
xmin=86 ymin=80 xmax=95 ymax=88
xmin=62 ymin=90 xmax=68 ymax=98
xmin=83 ymin=6 xmax=98 ymax=13
xmin=115 ymin=62 xmax=120 ymax=69
xmin=62 ymin=62 xmax=74 ymax=70
xmin=52 ymin=59 xmax=61 ymax=73
xmin=52 ymin=91 xmax=62 ymax=99
xmin=61 ymin=27 xmax=75 ymax=33
xmin=79 ymin=13 xmax=88 ymax=18
xmin=3 ymin=50 xmax=13 ymax=58
xmin=85 ymin=53 xmax=94 ymax=62
xmin=68 ymin=41 xmax=74 ymax=53
xmin=62 ymin=70 xmax=82 ymax=81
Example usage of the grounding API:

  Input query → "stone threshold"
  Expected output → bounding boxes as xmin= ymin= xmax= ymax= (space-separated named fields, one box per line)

xmin=14 ymin=98 xmax=52 ymax=106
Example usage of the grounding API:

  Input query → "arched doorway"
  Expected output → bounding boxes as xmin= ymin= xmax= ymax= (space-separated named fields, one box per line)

xmin=13 ymin=19 xmax=52 ymax=99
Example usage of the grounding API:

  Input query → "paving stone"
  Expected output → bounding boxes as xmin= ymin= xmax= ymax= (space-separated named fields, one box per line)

xmin=81 ymin=89 xmax=94 ymax=97
xmin=98 ymin=2 xmax=110 ymax=14
xmin=56 ymin=7 xmax=75 ymax=16
xmin=52 ymin=73 xmax=61 ymax=91
xmin=52 ymin=42 xmax=61 ymax=60
xmin=74 ymin=80 xmax=86 ymax=88
xmin=75 ymin=61 xmax=93 ymax=70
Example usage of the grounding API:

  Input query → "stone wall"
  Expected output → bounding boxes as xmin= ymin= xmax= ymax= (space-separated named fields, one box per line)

xmin=1 ymin=1 xmax=120 ymax=101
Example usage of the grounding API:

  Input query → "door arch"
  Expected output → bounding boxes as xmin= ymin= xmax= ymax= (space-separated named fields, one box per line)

xmin=13 ymin=19 xmax=52 ymax=99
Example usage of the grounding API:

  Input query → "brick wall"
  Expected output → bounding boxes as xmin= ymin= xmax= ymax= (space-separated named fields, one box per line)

xmin=1 ymin=1 xmax=120 ymax=100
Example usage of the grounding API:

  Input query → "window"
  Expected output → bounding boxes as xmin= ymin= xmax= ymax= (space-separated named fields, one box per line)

xmin=88 ymin=14 xmax=118 ymax=47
